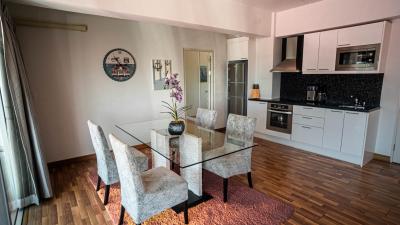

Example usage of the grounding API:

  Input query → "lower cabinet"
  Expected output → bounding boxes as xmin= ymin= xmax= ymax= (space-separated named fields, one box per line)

xmin=247 ymin=101 xmax=268 ymax=134
xmin=292 ymin=124 xmax=323 ymax=147
xmin=341 ymin=111 xmax=368 ymax=156
xmin=323 ymin=109 xmax=345 ymax=151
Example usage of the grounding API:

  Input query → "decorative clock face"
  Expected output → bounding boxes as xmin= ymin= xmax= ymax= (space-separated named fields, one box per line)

xmin=103 ymin=48 xmax=136 ymax=82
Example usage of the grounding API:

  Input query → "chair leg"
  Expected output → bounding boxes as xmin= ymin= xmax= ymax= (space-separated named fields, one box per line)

xmin=118 ymin=205 xmax=125 ymax=225
xmin=247 ymin=172 xmax=253 ymax=188
xmin=183 ymin=200 xmax=189 ymax=224
xmin=96 ymin=175 xmax=101 ymax=191
xmin=104 ymin=185 xmax=110 ymax=205
xmin=223 ymin=178 xmax=228 ymax=203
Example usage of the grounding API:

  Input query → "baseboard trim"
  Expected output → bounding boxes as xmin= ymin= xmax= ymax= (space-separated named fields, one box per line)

xmin=47 ymin=154 xmax=96 ymax=168
xmin=373 ymin=153 xmax=390 ymax=162
xmin=47 ymin=144 xmax=149 ymax=168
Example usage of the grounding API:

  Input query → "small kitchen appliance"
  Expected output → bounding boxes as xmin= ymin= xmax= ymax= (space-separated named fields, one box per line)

xmin=306 ymin=86 xmax=318 ymax=102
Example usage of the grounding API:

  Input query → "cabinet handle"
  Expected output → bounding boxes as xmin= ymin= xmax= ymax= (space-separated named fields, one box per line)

xmin=319 ymin=68 xmax=330 ymax=71
xmin=330 ymin=110 xmax=342 ymax=113
xmin=301 ymin=126 xmax=311 ymax=129
xmin=258 ymin=102 xmax=267 ymax=104
xmin=338 ymin=43 xmax=350 ymax=47
xmin=306 ymin=68 xmax=316 ymax=71
xmin=346 ymin=112 xmax=359 ymax=115
xmin=303 ymin=107 xmax=313 ymax=109
xmin=302 ymin=116 xmax=313 ymax=119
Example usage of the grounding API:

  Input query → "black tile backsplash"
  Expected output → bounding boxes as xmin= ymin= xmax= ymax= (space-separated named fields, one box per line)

xmin=280 ymin=73 xmax=384 ymax=107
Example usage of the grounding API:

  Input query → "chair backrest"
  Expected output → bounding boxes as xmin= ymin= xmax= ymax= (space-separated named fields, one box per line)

xmin=196 ymin=108 xmax=217 ymax=129
xmin=226 ymin=114 xmax=256 ymax=143
xmin=109 ymin=134 xmax=144 ymax=205
xmin=87 ymin=120 xmax=115 ymax=176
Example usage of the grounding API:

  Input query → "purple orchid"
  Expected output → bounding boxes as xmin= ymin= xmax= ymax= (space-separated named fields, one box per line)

xmin=161 ymin=73 xmax=191 ymax=121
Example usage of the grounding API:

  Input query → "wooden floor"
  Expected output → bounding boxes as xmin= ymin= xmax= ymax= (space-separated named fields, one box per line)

xmin=24 ymin=138 xmax=400 ymax=225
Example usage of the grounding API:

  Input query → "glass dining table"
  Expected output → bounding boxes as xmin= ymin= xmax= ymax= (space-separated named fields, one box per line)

xmin=115 ymin=118 xmax=257 ymax=211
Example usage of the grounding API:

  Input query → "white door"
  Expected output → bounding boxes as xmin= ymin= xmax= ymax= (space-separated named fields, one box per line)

xmin=337 ymin=22 xmax=384 ymax=47
xmin=184 ymin=49 xmax=214 ymax=117
xmin=302 ymin=32 xmax=320 ymax=73
xmin=341 ymin=112 xmax=367 ymax=156
xmin=323 ymin=109 xmax=345 ymax=151
xmin=318 ymin=30 xmax=338 ymax=72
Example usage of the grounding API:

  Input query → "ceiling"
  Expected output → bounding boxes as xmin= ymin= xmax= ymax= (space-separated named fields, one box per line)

xmin=233 ymin=0 xmax=322 ymax=12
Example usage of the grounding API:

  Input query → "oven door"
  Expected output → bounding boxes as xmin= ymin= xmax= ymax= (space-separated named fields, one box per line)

xmin=335 ymin=44 xmax=380 ymax=71
xmin=267 ymin=109 xmax=292 ymax=134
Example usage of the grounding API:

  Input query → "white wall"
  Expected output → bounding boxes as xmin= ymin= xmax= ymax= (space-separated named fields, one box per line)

xmin=275 ymin=0 xmax=400 ymax=37
xmin=10 ymin=0 xmax=271 ymax=36
xmin=10 ymin=4 xmax=227 ymax=162
xmin=376 ymin=18 xmax=400 ymax=156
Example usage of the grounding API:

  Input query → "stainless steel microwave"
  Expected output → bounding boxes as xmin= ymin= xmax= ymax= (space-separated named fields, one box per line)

xmin=335 ymin=44 xmax=380 ymax=71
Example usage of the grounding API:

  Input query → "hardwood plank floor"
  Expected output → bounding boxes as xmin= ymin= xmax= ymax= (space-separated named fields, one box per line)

xmin=24 ymin=138 xmax=400 ymax=225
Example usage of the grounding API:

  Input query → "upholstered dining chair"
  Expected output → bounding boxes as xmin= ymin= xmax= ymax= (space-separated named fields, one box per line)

xmin=87 ymin=120 xmax=148 ymax=205
xmin=195 ymin=108 xmax=217 ymax=129
xmin=109 ymin=134 xmax=189 ymax=225
xmin=203 ymin=114 xmax=256 ymax=202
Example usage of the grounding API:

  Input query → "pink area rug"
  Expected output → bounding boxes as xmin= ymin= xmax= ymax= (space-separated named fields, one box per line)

xmin=88 ymin=170 xmax=293 ymax=225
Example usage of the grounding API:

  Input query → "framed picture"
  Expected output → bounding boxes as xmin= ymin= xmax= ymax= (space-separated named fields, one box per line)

xmin=153 ymin=59 xmax=172 ymax=90
xmin=200 ymin=66 xmax=208 ymax=83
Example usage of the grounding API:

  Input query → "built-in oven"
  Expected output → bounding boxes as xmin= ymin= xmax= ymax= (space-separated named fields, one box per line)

xmin=267 ymin=103 xmax=293 ymax=134
xmin=335 ymin=44 xmax=380 ymax=71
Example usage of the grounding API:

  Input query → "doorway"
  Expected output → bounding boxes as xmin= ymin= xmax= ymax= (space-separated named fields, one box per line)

xmin=183 ymin=49 xmax=214 ymax=117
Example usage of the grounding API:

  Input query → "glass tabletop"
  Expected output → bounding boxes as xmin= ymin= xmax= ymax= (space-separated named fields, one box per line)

xmin=115 ymin=119 xmax=257 ymax=168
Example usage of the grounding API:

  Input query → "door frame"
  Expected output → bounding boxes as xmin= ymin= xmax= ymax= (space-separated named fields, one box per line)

xmin=391 ymin=92 xmax=400 ymax=163
xmin=182 ymin=48 xmax=215 ymax=116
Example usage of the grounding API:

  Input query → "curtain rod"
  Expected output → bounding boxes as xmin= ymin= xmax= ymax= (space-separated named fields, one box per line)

xmin=14 ymin=18 xmax=88 ymax=32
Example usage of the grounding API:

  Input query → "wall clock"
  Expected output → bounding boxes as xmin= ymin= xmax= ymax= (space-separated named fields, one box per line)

xmin=103 ymin=48 xmax=136 ymax=82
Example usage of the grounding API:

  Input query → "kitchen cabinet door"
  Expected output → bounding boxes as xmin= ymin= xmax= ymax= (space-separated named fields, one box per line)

xmin=323 ymin=109 xmax=344 ymax=151
xmin=292 ymin=123 xmax=323 ymax=147
xmin=247 ymin=101 xmax=267 ymax=133
xmin=302 ymin=32 xmax=320 ymax=73
xmin=227 ymin=37 xmax=248 ymax=61
xmin=337 ymin=22 xmax=384 ymax=47
xmin=341 ymin=111 xmax=367 ymax=156
xmin=318 ymin=30 xmax=338 ymax=72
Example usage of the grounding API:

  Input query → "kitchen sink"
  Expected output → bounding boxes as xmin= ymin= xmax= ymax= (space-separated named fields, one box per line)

xmin=338 ymin=105 xmax=365 ymax=110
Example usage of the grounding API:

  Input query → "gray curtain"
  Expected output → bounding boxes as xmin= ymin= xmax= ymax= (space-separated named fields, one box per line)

xmin=0 ymin=0 xmax=52 ymax=209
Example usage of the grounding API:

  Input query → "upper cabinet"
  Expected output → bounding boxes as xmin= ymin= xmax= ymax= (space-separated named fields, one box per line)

xmin=227 ymin=37 xmax=249 ymax=61
xmin=302 ymin=32 xmax=320 ymax=72
xmin=302 ymin=21 xmax=390 ymax=74
xmin=318 ymin=30 xmax=338 ymax=72
xmin=303 ymin=30 xmax=338 ymax=73
xmin=337 ymin=22 xmax=384 ymax=47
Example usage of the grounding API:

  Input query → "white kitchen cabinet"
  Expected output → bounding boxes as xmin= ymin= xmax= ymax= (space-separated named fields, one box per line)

xmin=318 ymin=30 xmax=338 ymax=72
xmin=341 ymin=111 xmax=367 ymax=156
xmin=292 ymin=124 xmax=323 ymax=147
xmin=293 ymin=114 xmax=324 ymax=128
xmin=337 ymin=22 xmax=384 ymax=47
xmin=302 ymin=32 xmax=320 ymax=73
xmin=227 ymin=37 xmax=249 ymax=61
xmin=247 ymin=101 xmax=267 ymax=134
xmin=323 ymin=109 xmax=345 ymax=151
xmin=293 ymin=106 xmax=326 ymax=118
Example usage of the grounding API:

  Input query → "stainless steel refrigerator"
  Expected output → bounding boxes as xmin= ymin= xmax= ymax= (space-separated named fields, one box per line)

xmin=228 ymin=60 xmax=248 ymax=116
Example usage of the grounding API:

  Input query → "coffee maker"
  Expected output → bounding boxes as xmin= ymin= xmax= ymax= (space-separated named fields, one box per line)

xmin=307 ymin=86 xmax=318 ymax=102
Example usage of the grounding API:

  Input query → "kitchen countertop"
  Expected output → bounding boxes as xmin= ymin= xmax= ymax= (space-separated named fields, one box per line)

xmin=248 ymin=98 xmax=380 ymax=113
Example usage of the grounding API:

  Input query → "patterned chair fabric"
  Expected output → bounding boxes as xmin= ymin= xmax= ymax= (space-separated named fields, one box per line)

xmin=87 ymin=120 xmax=148 ymax=185
xmin=203 ymin=114 xmax=256 ymax=178
xmin=109 ymin=134 xmax=188 ymax=224
xmin=195 ymin=108 xmax=217 ymax=130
